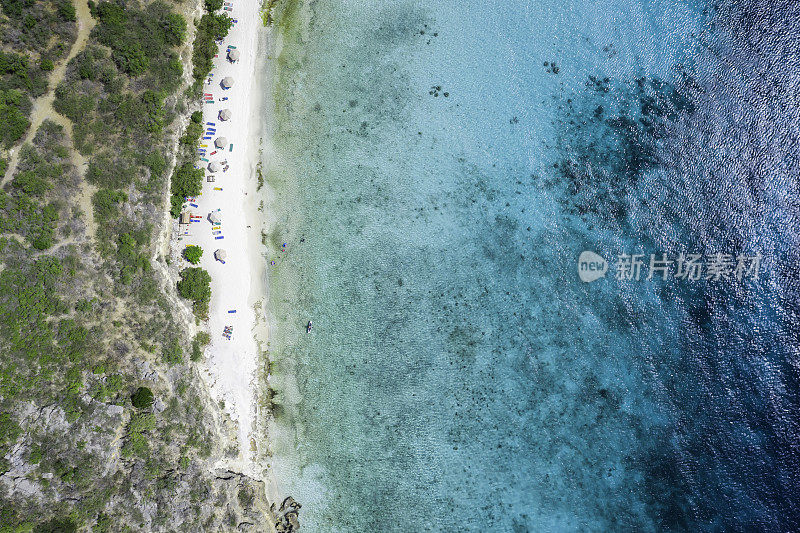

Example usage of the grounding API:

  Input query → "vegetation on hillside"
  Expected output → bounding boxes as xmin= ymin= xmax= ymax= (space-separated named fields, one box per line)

xmin=0 ymin=0 xmax=271 ymax=529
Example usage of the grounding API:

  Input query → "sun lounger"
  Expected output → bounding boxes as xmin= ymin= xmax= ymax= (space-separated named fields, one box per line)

xmin=213 ymin=187 xmax=223 ymax=191
xmin=215 ymin=236 xmax=224 ymax=240
xmin=203 ymin=136 xmax=212 ymax=139
xmin=228 ymin=310 xmax=236 ymax=313
xmin=229 ymin=144 xmax=233 ymax=151
xmin=190 ymin=203 xmax=199 ymax=208
xmin=207 ymin=122 xmax=216 ymax=126
xmin=200 ymin=157 xmax=209 ymax=162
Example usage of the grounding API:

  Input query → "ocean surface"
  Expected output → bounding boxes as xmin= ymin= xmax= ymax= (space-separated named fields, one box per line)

xmin=264 ymin=0 xmax=800 ymax=530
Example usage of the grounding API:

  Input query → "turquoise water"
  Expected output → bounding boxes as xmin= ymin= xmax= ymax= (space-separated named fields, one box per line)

xmin=265 ymin=0 xmax=800 ymax=530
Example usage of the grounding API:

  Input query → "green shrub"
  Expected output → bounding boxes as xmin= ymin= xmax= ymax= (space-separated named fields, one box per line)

xmin=162 ymin=337 xmax=183 ymax=365
xmin=0 ymin=89 xmax=30 ymax=148
xmin=180 ymin=121 xmax=203 ymax=146
xmin=92 ymin=188 xmax=127 ymax=223
xmin=53 ymin=84 xmax=95 ymax=124
xmin=131 ymin=386 xmax=154 ymax=409
xmin=12 ymin=169 xmax=51 ymax=196
xmin=56 ymin=0 xmax=76 ymax=21
xmin=0 ymin=0 xmax=33 ymax=18
xmin=161 ymin=11 xmax=187 ymax=46
xmin=182 ymin=245 xmax=202 ymax=264
xmin=0 ymin=412 xmax=21 ymax=449
xmin=169 ymin=194 xmax=183 ymax=219
xmin=144 ymin=152 xmax=167 ymax=178
xmin=33 ymin=517 xmax=78 ymax=533
xmin=190 ymin=331 xmax=210 ymax=361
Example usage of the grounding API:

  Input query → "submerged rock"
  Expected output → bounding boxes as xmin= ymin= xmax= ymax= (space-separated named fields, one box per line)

xmin=273 ymin=496 xmax=302 ymax=532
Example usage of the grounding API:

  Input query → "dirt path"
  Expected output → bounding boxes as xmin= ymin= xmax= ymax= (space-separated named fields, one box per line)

xmin=1 ymin=0 xmax=96 ymax=237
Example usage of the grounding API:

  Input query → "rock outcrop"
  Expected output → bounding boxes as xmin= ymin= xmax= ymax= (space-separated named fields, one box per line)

xmin=272 ymin=496 xmax=301 ymax=532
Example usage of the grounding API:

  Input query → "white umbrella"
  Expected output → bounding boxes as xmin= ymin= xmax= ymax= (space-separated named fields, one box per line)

xmin=214 ymin=137 xmax=228 ymax=149
xmin=218 ymin=109 xmax=232 ymax=121
xmin=221 ymin=76 xmax=234 ymax=89
xmin=208 ymin=161 xmax=221 ymax=173
xmin=214 ymin=249 xmax=227 ymax=261
xmin=227 ymin=49 xmax=241 ymax=62
xmin=209 ymin=211 xmax=221 ymax=225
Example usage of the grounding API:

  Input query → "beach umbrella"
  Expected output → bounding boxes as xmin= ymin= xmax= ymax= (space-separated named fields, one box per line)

xmin=221 ymin=76 xmax=234 ymax=89
xmin=209 ymin=211 xmax=222 ymax=225
xmin=214 ymin=249 xmax=227 ymax=261
xmin=227 ymin=49 xmax=241 ymax=62
xmin=218 ymin=109 xmax=232 ymax=121
xmin=214 ymin=137 xmax=228 ymax=149
xmin=208 ymin=161 xmax=221 ymax=173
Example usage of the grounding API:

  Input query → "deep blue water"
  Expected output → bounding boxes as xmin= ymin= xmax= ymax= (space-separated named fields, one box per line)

xmin=264 ymin=0 xmax=800 ymax=530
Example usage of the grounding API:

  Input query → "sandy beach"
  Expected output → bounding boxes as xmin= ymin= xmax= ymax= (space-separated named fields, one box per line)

xmin=172 ymin=0 xmax=267 ymax=477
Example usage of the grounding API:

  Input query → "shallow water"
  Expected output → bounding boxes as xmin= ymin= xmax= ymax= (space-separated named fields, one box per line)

xmin=264 ymin=0 xmax=800 ymax=530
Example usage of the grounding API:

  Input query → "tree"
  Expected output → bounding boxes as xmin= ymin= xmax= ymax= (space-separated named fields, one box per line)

xmin=177 ymin=267 xmax=211 ymax=316
xmin=130 ymin=387 xmax=154 ymax=409
xmin=170 ymin=162 xmax=203 ymax=199
xmin=182 ymin=245 xmax=202 ymax=264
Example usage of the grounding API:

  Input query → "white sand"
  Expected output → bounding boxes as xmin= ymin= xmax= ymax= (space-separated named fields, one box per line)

xmin=177 ymin=0 xmax=266 ymax=477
